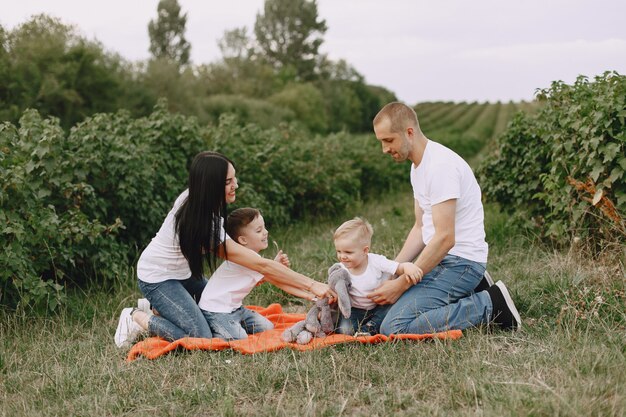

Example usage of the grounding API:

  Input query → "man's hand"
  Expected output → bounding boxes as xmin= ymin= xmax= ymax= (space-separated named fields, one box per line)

xmin=367 ymin=279 xmax=410 ymax=305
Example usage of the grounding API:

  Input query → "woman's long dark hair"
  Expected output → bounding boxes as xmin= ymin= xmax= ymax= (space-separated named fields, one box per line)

xmin=175 ymin=151 xmax=234 ymax=278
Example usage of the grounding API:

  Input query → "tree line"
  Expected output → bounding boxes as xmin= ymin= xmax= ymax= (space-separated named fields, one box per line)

xmin=0 ymin=0 xmax=396 ymax=133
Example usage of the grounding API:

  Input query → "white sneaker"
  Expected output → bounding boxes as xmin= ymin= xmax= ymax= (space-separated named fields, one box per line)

xmin=114 ymin=308 xmax=145 ymax=348
xmin=137 ymin=298 xmax=151 ymax=314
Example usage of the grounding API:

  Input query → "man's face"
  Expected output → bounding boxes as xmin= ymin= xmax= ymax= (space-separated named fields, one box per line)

xmin=374 ymin=118 xmax=411 ymax=162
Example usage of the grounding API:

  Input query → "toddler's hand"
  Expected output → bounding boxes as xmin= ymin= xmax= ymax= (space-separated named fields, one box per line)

xmin=402 ymin=262 xmax=424 ymax=285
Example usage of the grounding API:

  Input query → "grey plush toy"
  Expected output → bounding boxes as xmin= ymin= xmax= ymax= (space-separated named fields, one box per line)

xmin=282 ymin=263 xmax=352 ymax=344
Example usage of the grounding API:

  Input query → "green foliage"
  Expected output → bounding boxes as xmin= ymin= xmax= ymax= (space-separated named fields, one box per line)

xmin=254 ymin=0 xmax=327 ymax=81
xmin=201 ymin=94 xmax=295 ymax=129
xmin=206 ymin=114 xmax=406 ymax=224
xmin=478 ymin=72 xmax=626 ymax=245
xmin=268 ymin=83 xmax=328 ymax=132
xmin=0 ymin=111 xmax=124 ymax=311
xmin=148 ymin=0 xmax=191 ymax=66
xmin=0 ymin=102 xmax=204 ymax=310
xmin=0 ymin=15 xmax=133 ymax=130
xmin=1 ymin=103 xmax=407 ymax=311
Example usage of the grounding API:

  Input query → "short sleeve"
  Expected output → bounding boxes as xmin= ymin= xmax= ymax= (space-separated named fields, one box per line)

xmin=428 ymin=163 xmax=461 ymax=205
xmin=369 ymin=253 xmax=399 ymax=275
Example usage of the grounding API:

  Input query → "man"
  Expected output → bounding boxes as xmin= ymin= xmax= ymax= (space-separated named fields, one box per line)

xmin=367 ymin=102 xmax=521 ymax=334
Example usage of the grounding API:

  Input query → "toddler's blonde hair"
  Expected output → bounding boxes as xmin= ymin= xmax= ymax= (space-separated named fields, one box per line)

xmin=333 ymin=217 xmax=373 ymax=247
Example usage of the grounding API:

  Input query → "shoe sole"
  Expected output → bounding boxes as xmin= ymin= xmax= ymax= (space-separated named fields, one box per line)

xmin=484 ymin=271 xmax=494 ymax=286
xmin=495 ymin=281 xmax=522 ymax=331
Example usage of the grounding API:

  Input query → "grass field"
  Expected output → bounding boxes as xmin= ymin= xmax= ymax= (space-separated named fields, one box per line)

xmin=1 ymin=190 xmax=625 ymax=417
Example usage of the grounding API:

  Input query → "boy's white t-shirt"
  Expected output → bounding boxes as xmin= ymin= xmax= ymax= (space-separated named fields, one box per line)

xmin=410 ymin=140 xmax=488 ymax=263
xmin=137 ymin=189 xmax=230 ymax=283
xmin=198 ymin=255 xmax=264 ymax=313
xmin=340 ymin=253 xmax=399 ymax=310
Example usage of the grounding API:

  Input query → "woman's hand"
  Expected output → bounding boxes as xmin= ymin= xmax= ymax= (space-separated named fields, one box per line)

xmin=309 ymin=281 xmax=337 ymax=302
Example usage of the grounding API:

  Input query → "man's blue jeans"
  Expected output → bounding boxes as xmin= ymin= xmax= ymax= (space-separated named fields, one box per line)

xmin=202 ymin=306 xmax=274 ymax=341
xmin=138 ymin=277 xmax=212 ymax=341
xmin=380 ymin=255 xmax=493 ymax=335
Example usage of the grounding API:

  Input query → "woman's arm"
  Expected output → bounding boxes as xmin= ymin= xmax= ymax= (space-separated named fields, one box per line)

xmin=218 ymin=239 xmax=335 ymax=299
xmin=264 ymin=279 xmax=317 ymax=300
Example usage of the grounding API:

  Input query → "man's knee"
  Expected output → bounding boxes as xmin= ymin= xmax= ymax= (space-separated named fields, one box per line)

xmin=380 ymin=315 xmax=405 ymax=336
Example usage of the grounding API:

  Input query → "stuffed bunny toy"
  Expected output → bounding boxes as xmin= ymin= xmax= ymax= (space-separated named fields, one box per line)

xmin=282 ymin=263 xmax=352 ymax=344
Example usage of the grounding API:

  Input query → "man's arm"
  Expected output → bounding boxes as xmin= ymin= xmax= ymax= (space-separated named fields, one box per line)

xmin=367 ymin=199 xmax=457 ymax=304
xmin=410 ymin=198 xmax=456 ymax=275
xmin=395 ymin=199 xmax=426 ymax=263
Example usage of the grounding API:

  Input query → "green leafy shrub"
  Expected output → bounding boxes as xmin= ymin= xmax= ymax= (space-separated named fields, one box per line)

xmin=478 ymin=72 xmax=626 ymax=245
xmin=201 ymin=94 xmax=294 ymax=129
xmin=268 ymin=83 xmax=328 ymax=133
xmin=1 ymin=111 xmax=124 ymax=311
xmin=1 ymin=101 xmax=205 ymax=310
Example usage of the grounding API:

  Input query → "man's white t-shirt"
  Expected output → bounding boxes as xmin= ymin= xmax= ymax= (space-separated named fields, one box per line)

xmin=198 ymin=255 xmax=264 ymax=313
xmin=137 ymin=189 xmax=229 ymax=283
xmin=340 ymin=253 xmax=399 ymax=310
xmin=410 ymin=140 xmax=488 ymax=263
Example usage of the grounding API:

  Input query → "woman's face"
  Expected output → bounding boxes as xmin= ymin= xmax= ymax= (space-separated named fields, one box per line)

xmin=224 ymin=163 xmax=238 ymax=204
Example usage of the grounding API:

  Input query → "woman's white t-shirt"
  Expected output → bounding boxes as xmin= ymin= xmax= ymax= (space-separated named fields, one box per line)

xmin=410 ymin=140 xmax=488 ymax=263
xmin=137 ymin=189 xmax=229 ymax=283
xmin=340 ymin=253 xmax=399 ymax=310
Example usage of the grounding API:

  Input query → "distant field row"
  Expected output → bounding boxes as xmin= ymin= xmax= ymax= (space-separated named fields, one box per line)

xmin=412 ymin=100 xmax=539 ymax=160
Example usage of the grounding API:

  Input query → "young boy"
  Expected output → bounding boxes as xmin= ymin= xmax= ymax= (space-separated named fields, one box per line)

xmin=333 ymin=217 xmax=423 ymax=335
xmin=198 ymin=207 xmax=315 ymax=340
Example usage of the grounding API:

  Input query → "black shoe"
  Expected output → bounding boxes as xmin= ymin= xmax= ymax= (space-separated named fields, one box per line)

xmin=487 ymin=281 xmax=522 ymax=331
xmin=474 ymin=270 xmax=494 ymax=292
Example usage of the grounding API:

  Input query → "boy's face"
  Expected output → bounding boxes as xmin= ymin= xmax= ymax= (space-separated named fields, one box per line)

xmin=334 ymin=236 xmax=369 ymax=272
xmin=237 ymin=215 xmax=269 ymax=253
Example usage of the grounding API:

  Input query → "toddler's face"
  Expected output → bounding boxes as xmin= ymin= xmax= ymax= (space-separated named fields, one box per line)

xmin=334 ymin=236 xmax=368 ymax=272
xmin=239 ymin=215 xmax=269 ymax=252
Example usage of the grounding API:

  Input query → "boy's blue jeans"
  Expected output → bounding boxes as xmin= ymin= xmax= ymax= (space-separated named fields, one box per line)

xmin=380 ymin=255 xmax=492 ymax=335
xmin=138 ymin=277 xmax=212 ymax=341
xmin=202 ymin=306 xmax=274 ymax=341
xmin=336 ymin=305 xmax=391 ymax=335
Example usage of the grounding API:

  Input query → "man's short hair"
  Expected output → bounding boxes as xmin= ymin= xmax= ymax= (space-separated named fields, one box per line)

xmin=227 ymin=208 xmax=261 ymax=242
xmin=334 ymin=217 xmax=374 ymax=247
xmin=373 ymin=101 xmax=419 ymax=133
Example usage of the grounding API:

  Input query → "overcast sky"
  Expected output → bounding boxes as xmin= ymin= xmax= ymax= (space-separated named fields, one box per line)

xmin=2 ymin=0 xmax=626 ymax=104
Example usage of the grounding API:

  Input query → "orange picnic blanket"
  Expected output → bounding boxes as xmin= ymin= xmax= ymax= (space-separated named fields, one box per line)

xmin=127 ymin=303 xmax=463 ymax=361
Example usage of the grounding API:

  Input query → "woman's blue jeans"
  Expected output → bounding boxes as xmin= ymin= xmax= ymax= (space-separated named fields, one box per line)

xmin=138 ymin=277 xmax=212 ymax=341
xmin=380 ymin=255 xmax=492 ymax=335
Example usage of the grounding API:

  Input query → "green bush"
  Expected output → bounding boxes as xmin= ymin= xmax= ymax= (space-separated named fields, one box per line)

xmin=478 ymin=72 xmax=626 ymax=245
xmin=1 ymin=101 xmax=204 ymax=310
xmin=268 ymin=83 xmax=328 ymax=133
xmin=201 ymin=94 xmax=294 ymax=129
xmin=2 ymin=103 xmax=408 ymax=311
xmin=1 ymin=111 xmax=124 ymax=311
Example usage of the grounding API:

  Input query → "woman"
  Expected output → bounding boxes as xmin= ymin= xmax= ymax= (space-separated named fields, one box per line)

xmin=115 ymin=151 xmax=333 ymax=346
